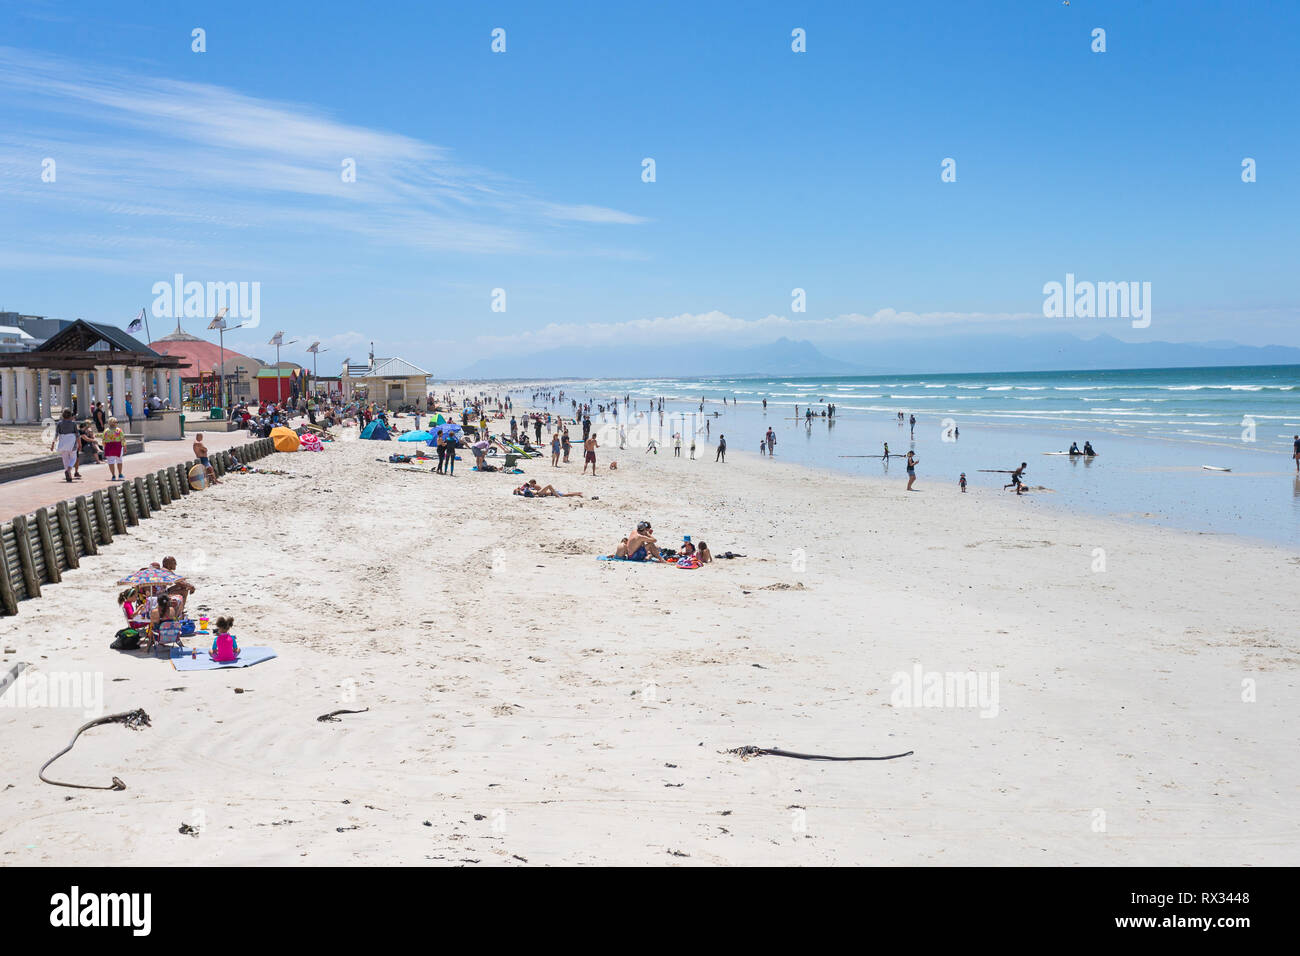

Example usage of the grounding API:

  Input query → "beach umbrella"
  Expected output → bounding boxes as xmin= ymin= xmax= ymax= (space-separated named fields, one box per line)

xmin=271 ymin=426 xmax=301 ymax=452
xmin=398 ymin=430 xmax=432 ymax=442
xmin=118 ymin=567 xmax=182 ymax=586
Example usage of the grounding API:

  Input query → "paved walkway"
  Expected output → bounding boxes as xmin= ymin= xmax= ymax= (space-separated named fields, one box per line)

xmin=2 ymin=429 xmax=256 ymax=521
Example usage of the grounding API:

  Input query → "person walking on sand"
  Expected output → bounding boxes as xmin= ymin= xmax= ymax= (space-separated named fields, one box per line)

xmin=674 ymin=433 xmax=682 ymax=457
xmin=689 ymin=435 xmax=696 ymax=460
xmin=583 ymin=433 xmax=599 ymax=476
xmin=905 ymin=451 xmax=919 ymax=490
xmin=716 ymin=434 xmax=726 ymax=463
xmin=766 ymin=427 xmax=776 ymax=455
xmin=50 ymin=409 xmax=82 ymax=483
xmin=561 ymin=427 xmax=572 ymax=463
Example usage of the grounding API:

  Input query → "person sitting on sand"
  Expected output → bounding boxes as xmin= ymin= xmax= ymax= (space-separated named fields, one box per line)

xmin=697 ymin=541 xmax=713 ymax=564
xmin=610 ymin=537 xmax=629 ymax=558
xmin=623 ymin=521 xmax=663 ymax=561
xmin=210 ymin=615 xmax=240 ymax=663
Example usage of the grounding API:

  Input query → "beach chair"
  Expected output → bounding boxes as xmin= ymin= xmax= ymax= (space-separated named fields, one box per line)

xmin=147 ymin=619 xmax=185 ymax=657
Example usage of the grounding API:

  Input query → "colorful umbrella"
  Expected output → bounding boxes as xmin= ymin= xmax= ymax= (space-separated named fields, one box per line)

xmin=117 ymin=567 xmax=182 ymax=586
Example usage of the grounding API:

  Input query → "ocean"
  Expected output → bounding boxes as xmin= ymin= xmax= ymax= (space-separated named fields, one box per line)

xmin=503 ymin=365 xmax=1300 ymax=548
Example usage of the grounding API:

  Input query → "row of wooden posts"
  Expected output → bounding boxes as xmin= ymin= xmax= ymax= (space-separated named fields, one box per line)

xmin=0 ymin=438 xmax=277 ymax=617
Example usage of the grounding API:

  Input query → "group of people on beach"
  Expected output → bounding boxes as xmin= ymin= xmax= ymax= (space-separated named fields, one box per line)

xmin=114 ymin=556 xmax=239 ymax=662
xmin=48 ymin=407 xmax=126 ymax=484
xmin=609 ymin=521 xmax=718 ymax=569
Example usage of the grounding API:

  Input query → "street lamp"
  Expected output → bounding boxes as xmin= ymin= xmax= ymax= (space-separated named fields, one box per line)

xmin=307 ymin=341 xmax=329 ymax=400
xmin=208 ymin=308 xmax=246 ymax=416
xmin=268 ymin=331 xmax=300 ymax=405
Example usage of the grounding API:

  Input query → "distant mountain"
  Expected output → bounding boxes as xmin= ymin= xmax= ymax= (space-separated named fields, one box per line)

xmin=832 ymin=333 xmax=1300 ymax=374
xmin=454 ymin=337 xmax=861 ymax=378
xmin=452 ymin=332 xmax=1300 ymax=379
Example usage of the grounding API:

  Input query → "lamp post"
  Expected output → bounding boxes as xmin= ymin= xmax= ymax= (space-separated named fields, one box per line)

xmin=268 ymin=331 xmax=300 ymax=406
xmin=307 ymin=342 xmax=329 ymax=400
xmin=208 ymin=308 xmax=246 ymax=416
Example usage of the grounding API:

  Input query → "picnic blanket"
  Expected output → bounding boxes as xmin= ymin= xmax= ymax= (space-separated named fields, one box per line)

xmin=170 ymin=646 xmax=278 ymax=670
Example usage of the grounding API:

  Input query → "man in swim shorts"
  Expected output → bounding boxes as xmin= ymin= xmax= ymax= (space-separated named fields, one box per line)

xmin=623 ymin=521 xmax=662 ymax=561
xmin=583 ymin=433 xmax=598 ymax=475
xmin=193 ymin=433 xmax=221 ymax=485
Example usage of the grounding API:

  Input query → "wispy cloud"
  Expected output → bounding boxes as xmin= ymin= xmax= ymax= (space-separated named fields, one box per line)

xmin=0 ymin=46 xmax=645 ymax=273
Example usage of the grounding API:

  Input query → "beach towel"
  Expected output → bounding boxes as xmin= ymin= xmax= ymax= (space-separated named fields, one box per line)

xmin=170 ymin=646 xmax=278 ymax=671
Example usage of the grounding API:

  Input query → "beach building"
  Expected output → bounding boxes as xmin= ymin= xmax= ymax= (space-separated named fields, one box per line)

xmin=341 ymin=356 xmax=430 ymax=409
xmin=0 ymin=319 xmax=185 ymax=436
xmin=0 ymin=325 xmax=37 ymax=353
xmin=0 ymin=313 xmax=69 ymax=349
xmin=149 ymin=320 xmax=264 ymax=406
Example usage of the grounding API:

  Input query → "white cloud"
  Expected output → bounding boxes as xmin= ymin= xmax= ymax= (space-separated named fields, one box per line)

xmin=0 ymin=46 xmax=644 ymax=270
xmin=470 ymin=308 xmax=1040 ymax=355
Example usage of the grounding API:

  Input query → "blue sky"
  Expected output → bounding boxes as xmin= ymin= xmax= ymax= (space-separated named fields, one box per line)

xmin=1 ymin=0 xmax=1296 ymax=372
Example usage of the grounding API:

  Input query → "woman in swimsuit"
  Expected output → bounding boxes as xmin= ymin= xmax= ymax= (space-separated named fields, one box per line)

xmin=905 ymin=451 xmax=919 ymax=491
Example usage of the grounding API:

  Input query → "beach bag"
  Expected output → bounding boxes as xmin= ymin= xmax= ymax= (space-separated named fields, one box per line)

xmin=111 ymin=628 xmax=141 ymax=650
xmin=180 ymin=619 xmax=197 ymax=636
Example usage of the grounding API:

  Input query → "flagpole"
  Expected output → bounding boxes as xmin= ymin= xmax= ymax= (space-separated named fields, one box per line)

xmin=144 ymin=307 xmax=152 ymax=346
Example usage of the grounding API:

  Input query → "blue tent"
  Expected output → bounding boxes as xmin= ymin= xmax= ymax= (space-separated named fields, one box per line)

xmin=398 ymin=430 xmax=432 ymax=442
xmin=360 ymin=420 xmax=392 ymax=441
xmin=426 ymin=423 xmax=463 ymax=445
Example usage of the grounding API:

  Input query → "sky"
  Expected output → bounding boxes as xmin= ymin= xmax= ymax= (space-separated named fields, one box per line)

xmin=1 ymin=0 xmax=1297 ymax=374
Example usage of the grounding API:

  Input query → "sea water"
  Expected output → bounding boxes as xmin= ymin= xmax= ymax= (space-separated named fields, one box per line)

xmin=505 ymin=365 xmax=1300 ymax=549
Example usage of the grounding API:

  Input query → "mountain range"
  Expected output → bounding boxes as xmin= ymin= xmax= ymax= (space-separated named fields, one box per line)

xmin=452 ymin=334 xmax=1300 ymax=378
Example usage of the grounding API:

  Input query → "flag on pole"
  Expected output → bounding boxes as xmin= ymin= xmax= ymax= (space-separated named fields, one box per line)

xmin=127 ymin=309 xmax=145 ymax=333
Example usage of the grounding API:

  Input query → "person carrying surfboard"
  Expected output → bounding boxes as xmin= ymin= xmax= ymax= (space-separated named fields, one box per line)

xmin=1004 ymin=462 xmax=1027 ymax=491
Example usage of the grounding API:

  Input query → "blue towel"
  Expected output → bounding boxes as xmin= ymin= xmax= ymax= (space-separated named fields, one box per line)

xmin=170 ymin=646 xmax=278 ymax=671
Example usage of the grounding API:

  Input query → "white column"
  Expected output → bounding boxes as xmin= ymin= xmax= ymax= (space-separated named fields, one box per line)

xmin=12 ymin=367 xmax=30 ymax=423
xmin=37 ymin=368 xmax=50 ymax=421
xmin=0 ymin=368 xmax=13 ymax=424
xmin=131 ymin=366 xmax=145 ymax=424
xmin=94 ymin=365 xmax=108 ymax=408
xmin=110 ymin=364 xmax=126 ymax=420
xmin=169 ymin=369 xmax=182 ymax=408
xmin=57 ymin=370 xmax=70 ymax=414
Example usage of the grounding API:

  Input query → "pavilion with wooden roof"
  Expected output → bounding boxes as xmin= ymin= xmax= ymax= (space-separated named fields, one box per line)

xmin=0 ymin=320 xmax=185 ymax=425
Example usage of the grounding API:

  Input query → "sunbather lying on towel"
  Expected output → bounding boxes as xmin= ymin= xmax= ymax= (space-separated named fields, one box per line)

xmin=514 ymin=479 xmax=583 ymax=498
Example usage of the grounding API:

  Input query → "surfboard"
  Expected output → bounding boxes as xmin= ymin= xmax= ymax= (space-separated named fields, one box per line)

xmin=1202 ymin=465 xmax=1231 ymax=472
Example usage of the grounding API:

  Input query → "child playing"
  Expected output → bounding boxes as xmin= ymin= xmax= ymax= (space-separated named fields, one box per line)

xmin=210 ymin=616 xmax=240 ymax=662
xmin=959 ymin=472 xmax=967 ymax=493
xmin=102 ymin=416 xmax=125 ymax=481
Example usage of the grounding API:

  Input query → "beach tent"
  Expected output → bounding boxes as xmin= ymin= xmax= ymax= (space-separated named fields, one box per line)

xmin=271 ymin=426 xmax=301 ymax=452
xmin=398 ymin=430 xmax=432 ymax=442
xmin=360 ymin=420 xmax=392 ymax=441
xmin=427 ymin=423 xmax=463 ymax=444
xmin=433 ymin=414 xmax=447 ymax=425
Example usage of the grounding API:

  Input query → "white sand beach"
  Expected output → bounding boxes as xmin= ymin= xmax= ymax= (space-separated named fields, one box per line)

xmin=1 ymin=407 xmax=1296 ymax=866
